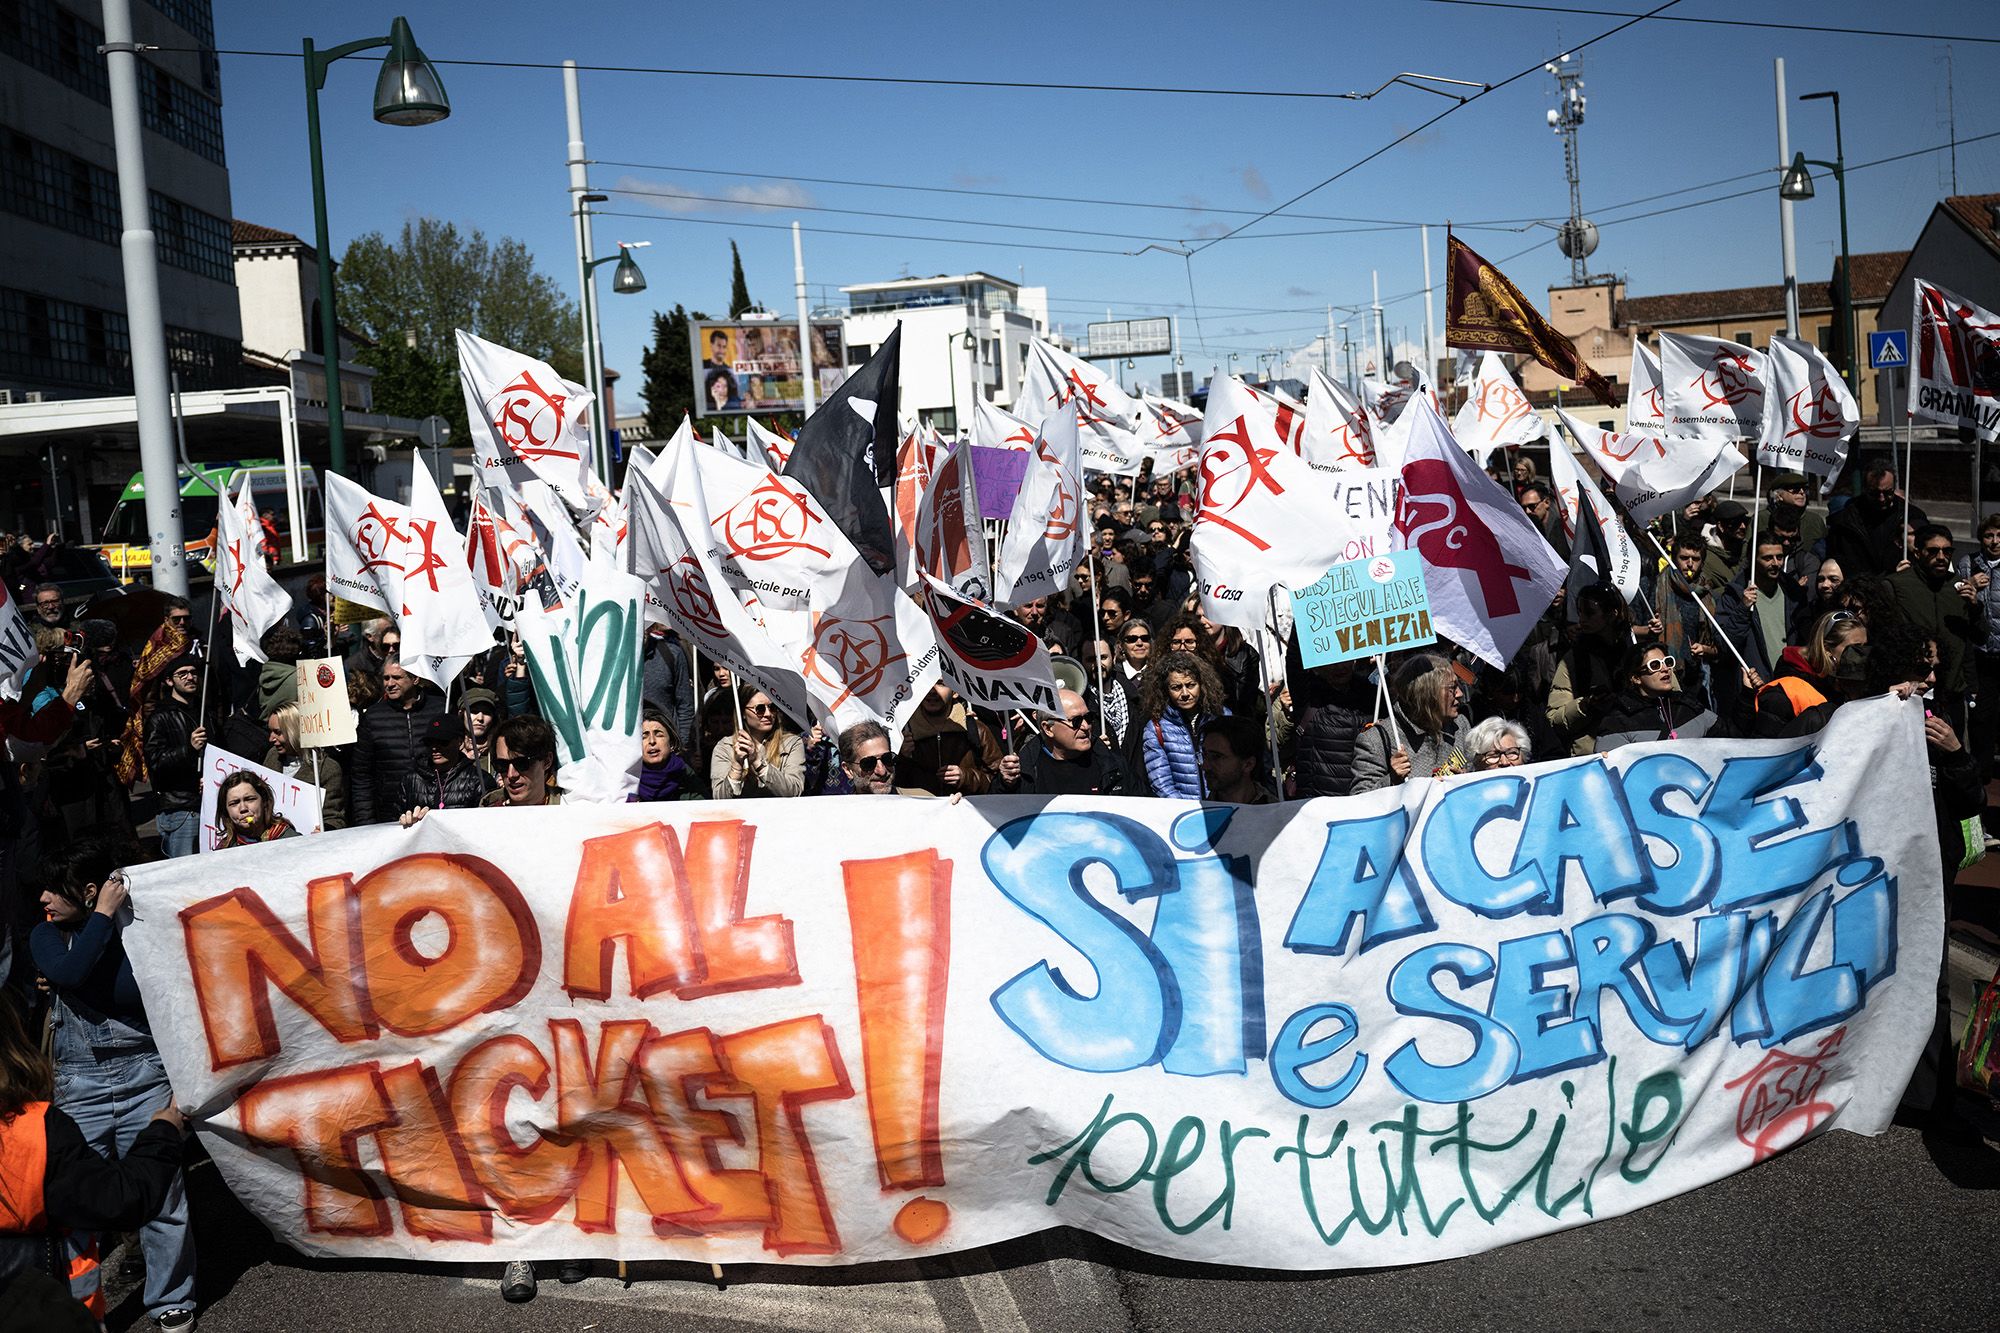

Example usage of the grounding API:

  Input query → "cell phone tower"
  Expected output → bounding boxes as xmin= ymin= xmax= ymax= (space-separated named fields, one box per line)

xmin=1546 ymin=53 xmax=1598 ymax=286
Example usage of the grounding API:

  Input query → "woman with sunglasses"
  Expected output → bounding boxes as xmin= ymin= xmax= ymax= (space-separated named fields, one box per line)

xmin=1594 ymin=644 xmax=1724 ymax=753
xmin=1751 ymin=610 xmax=1867 ymax=739
xmin=709 ymin=686 xmax=805 ymax=799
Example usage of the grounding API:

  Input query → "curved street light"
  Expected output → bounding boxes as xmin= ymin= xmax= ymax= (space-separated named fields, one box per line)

xmin=305 ymin=16 xmax=450 ymax=476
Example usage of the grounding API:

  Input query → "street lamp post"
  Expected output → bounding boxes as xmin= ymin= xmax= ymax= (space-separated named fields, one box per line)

xmin=573 ymin=193 xmax=648 ymax=480
xmin=1781 ymin=90 xmax=1854 ymax=390
xmin=946 ymin=329 xmax=975 ymax=436
xmin=304 ymin=16 xmax=449 ymax=477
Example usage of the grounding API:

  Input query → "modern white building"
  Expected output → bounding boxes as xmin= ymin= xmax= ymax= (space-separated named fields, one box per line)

xmin=838 ymin=273 xmax=1050 ymax=434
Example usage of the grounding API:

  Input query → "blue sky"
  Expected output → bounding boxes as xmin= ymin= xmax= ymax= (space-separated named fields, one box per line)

xmin=214 ymin=1 xmax=2000 ymax=403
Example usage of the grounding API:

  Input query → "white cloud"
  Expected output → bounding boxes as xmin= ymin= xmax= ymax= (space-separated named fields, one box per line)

xmin=1241 ymin=165 xmax=1271 ymax=200
xmin=612 ymin=174 xmax=816 ymax=215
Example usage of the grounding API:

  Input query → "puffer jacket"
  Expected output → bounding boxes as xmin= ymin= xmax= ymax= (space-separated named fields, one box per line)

xmin=350 ymin=691 xmax=448 ymax=824
xmin=1289 ymin=676 xmax=1376 ymax=799
xmin=141 ymin=695 xmax=202 ymax=811
xmin=397 ymin=757 xmax=493 ymax=815
xmin=1594 ymin=690 xmax=1721 ymax=752
xmin=1350 ymin=710 xmax=1470 ymax=793
xmin=1140 ymin=708 xmax=1210 ymax=799
xmin=1959 ymin=551 xmax=2000 ymax=656
xmin=266 ymin=747 xmax=348 ymax=830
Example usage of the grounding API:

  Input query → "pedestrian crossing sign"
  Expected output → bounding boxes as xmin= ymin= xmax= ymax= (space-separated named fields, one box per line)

xmin=1868 ymin=329 xmax=1908 ymax=369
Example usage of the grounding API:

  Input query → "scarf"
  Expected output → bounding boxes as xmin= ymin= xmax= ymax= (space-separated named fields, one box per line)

xmin=112 ymin=619 xmax=190 ymax=787
xmin=629 ymin=755 xmax=692 ymax=802
xmin=221 ymin=814 xmax=295 ymax=848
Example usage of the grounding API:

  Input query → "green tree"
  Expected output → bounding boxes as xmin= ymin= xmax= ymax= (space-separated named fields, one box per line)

xmin=727 ymin=241 xmax=754 ymax=318
xmin=641 ymin=305 xmax=709 ymax=441
xmin=336 ymin=217 xmax=582 ymax=439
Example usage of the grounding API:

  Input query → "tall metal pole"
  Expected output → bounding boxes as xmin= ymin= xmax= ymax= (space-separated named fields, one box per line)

xmin=1371 ymin=270 xmax=1384 ymax=378
xmin=1830 ymin=97 xmax=1855 ymax=393
xmin=1420 ymin=225 xmax=1436 ymax=385
xmin=793 ymin=222 xmax=816 ymax=418
xmin=302 ymin=41 xmax=348 ymax=480
xmin=101 ymin=0 xmax=188 ymax=594
xmin=1774 ymin=61 xmax=1801 ymax=339
xmin=564 ymin=61 xmax=610 ymax=480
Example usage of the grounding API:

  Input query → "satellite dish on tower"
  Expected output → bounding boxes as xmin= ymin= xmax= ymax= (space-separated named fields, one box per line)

xmin=1557 ymin=218 xmax=1599 ymax=261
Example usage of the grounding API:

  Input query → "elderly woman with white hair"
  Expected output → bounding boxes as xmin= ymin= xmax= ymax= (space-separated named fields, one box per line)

xmin=1463 ymin=716 xmax=1532 ymax=771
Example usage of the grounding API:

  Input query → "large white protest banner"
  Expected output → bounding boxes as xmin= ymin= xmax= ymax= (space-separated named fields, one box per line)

xmin=129 ymin=697 xmax=1937 ymax=1270
xmin=196 ymin=743 xmax=324 ymax=850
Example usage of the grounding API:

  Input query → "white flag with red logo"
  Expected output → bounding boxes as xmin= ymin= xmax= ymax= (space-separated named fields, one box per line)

xmin=1451 ymin=353 xmax=1547 ymax=466
xmin=215 ymin=480 xmax=293 ymax=666
xmin=624 ymin=466 xmax=810 ymax=723
xmin=324 ymin=466 xmax=493 ymax=689
xmin=1659 ymin=332 xmax=1768 ymax=441
xmin=920 ymin=574 xmax=1061 ymax=717
xmin=993 ymin=402 xmax=1087 ymax=605
xmin=746 ymin=417 xmax=794 ymax=471
xmin=1628 ymin=342 xmax=1667 ymax=431
xmin=1547 ymin=436 xmax=1641 ymax=605
xmin=1758 ymin=335 xmax=1858 ymax=477
xmin=911 ymin=439 xmax=991 ymax=602
xmin=1362 ymin=367 xmax=1435 ymax=428
xmin=1138 ymin=391 xmax=1203 ymax=448
xmin=0 ymin=580 xmax=36 ymax=697
xmin=1396 ymin=397 xmax=1567 ymax=668
xmin=1301 ymin=368 xmax=1376 ymax=472
xmin=1913 ymin=278 xmax=2000 ymax=442
xmin=456 ymin=329 xmax=592 ymax=510
xmin=891 ymin=425 xmax=945 ymax=593
xmin=972 ymin=397 xmax=1038 ymax=453
xmin=465 ymin=490 xmax=541 ymax=630
xmin=1190 ymin=375 xmax=1362 ymax=631
xmin=1243 ymin=381 xmax=1308 ymax=449
xmin=1557 ymin=409 xmax=1746 ymax=525
xmin=1019 ymin=340 xmax=1145 ymax=475
xmin=650 ymin=416 xmax=854 ymax=614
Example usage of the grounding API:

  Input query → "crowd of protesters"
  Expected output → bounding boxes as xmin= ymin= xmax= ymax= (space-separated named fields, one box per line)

xmin=1 ymin=438 xmax=1995 ymax=1321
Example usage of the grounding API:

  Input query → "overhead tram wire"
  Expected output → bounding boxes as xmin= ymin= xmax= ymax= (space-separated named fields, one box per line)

xmin=1188 ymin=0 xmax=1685 ymax=254
xmin=1420 ymin=2 xmax=2000 ymax=46
xmin=588 ymin=209 xmax=1143 ymax=257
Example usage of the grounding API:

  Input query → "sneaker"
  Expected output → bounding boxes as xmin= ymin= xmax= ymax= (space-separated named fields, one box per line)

xmin=501 ymin=1260 xmax=537 ymax=1304
xmin=155 ymin=1311 xmax=196 ymax=1332
xmin=559 ymin=1260 xmax=589 ymax=1285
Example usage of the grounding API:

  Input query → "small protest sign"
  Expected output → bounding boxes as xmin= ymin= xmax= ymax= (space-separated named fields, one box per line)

xmin=519 ymin=564 xmax=646 ymax=803
xmin=294 ymin=657 xmax=357 ymax=748
xmin=198 ymin=743 xmax=324 ymax=849
xmin=1291 ymin=551 xmax=1434 ymax=667
xmin=970 ymin=445 xmax=1030 ymax=520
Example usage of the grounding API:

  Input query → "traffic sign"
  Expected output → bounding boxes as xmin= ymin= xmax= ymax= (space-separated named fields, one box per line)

xmin=1868 ymin=329 xmax=1908 ymax=370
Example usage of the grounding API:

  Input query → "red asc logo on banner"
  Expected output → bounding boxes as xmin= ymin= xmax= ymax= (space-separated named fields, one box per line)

xmin=1694 ymin=350 xmax=1761 ymax=411
xmin=805 ymin=613 xmax=905 ymax=707
xmin=666 ymin=555 xmax=727 ymax=639
xmin=1197 ymin=415 xmax=1284 ymax=551
xmin=713 ymin=476 xmax=833 ymax=563
xmin=488 ymin=370 xmax=579 ymax=462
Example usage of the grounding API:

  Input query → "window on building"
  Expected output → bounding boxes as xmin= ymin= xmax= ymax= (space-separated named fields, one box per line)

xmin=1733 ymin=330 xmax=1754 ymax=347
xmin=1815 ymin=323 xmax=1834 ymax=354
xmin=0 ymin=1 xmax=224 ymax=163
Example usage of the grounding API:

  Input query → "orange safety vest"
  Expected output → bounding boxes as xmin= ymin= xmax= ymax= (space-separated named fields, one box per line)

xmin=0 ymin=1102 xmax=48 ymax=1233
xmin=1756 ymin=675 xmax=1827 ymax=718
xmin=0 ymin=1101 xmax=103 ymax=1318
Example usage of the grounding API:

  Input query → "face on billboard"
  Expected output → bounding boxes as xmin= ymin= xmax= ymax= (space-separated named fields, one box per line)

xmin=692 ymin=322 xmax=846 ymax=417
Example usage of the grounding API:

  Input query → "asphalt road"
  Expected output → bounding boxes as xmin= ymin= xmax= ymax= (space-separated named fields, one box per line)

xmin=96 ymin=1105 xmax=1999 ymax=1333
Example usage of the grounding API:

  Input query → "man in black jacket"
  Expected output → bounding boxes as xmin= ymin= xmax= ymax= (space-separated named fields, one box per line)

xmin=995 ymin=689 xmax=1129 ymax=796
xmin=349 ymin=660 xmax=446 ymax=824
xmin=395 ymin=716 xmax=493 ymax=821
xmin=140 ymin=657 xmax=205 ymax=857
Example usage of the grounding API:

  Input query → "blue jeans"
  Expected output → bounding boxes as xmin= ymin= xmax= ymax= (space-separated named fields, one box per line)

xmin=156 ymin=808 xmax=199 ymax=858
xmin=52 ymin=1042 xmax=195 ymax=1319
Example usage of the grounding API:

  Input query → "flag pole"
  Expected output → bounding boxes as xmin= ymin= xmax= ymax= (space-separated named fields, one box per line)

xmin=1088 ymin=561 xmax=1106 ymax=714
xmin=1903 ymin=379 xmax=1915 ymax=555
xmin=1261 ymin=589 xmax=1285 ymax=789
xmin=196 ymin=578 xmax=220 ymax=724
xmin=1641 ymin=527 xmax=1756 ymax=678
xmin=1372 ymin=653 xmax=1405 ymax=755
xmin=1747 ymin=455 xmax=1763 ymax=579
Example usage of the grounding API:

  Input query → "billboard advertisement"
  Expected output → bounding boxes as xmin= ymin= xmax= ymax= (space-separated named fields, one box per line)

xmin=691 ymin=319 xmax=845 ymax=417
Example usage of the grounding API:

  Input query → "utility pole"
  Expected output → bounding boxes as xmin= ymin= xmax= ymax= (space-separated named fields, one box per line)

xmin=1421 ymin=225 xmax=1437 ymax=386
xmin=1774 ymin=58 xmax=1801 ymax=339
xmin=793 ymin=222 xmax=815 ymax=416
xmin=100 ymin=0 xmax=187 ymax=594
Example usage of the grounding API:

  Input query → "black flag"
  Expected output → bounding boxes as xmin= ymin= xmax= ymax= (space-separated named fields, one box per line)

xmin=1567 ymin=485 xmax=1620 ymax=616
xmin=784 ymin=323 xmax=900 ymax=575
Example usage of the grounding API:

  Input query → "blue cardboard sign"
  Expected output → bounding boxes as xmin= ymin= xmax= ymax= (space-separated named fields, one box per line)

xmin=1290 ymin=550 xmax=1434 ymax=667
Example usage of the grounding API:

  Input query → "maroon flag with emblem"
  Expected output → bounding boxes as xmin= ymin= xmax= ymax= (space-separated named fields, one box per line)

xmin=1444 ymin=233 xmax=1617 ymax=408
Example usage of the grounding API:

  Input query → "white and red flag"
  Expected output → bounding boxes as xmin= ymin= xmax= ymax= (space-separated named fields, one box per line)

xmin=1301 ymin=368 xmax=1376 ymax=472
xmin=794 ymin=565 xmax=939 ymax=749
xmin=1190 ymin=375 xmax=1359 ymax=631
xmin=455 ymin=329 xmax=593 ymax=509
xmin=972 ymin=397 xmax=1038 ymax=453
xmin=1019 ymin=340 xmax=1144 ymax=475
xmin=1396 ymin=397 xmax=1566 ymax=668
xmin=215 ymin=479 xmax=293 ymax=666
xmin=911 ymin=439 xmax=991 ymax=603
xmin=1758 ymin=335 xmax=1858 ymax=478
xmin=1138 ymin=391 xmax=1203 ymax=448
xmin=920 ymin=574 xmax=1061 ymax=717
xmin=1913 ymin=278 xmax=2000 ymax=442
xmin=1242 ymin=380 xmax=1308 ymax=449
xmin=1557 ymin=409 xmax=1746 ymax=526
xmin=891 ymin=424 xmax=943 ymax=593
xmin=746 ymin=416 xmax=795 ymax=471
xmin=324 ymin=465 xmax=493 ymax=688
xmin=992 ymin=402 xmax=1087 ymax=605
xmin=465 ymin=490 xmax=541 ymax=630
xmin=1547 ymin=435 xmax=1642 ymax=607
xmin=624 ymin=465 xmax=811 ymax=723
xmin=1451 ymin=352 xmax=1547 ymax=466
xmin=1627 ymin=342 xmax=1667 ymax=431
xmin=1659 ymin=332 xmax=1768 ymax=440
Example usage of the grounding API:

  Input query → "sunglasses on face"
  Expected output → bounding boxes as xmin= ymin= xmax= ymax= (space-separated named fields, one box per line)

xmin=1055 ymin=713 xmax=1093 ymax=729
xmin=856 ymin=753 xmax=897 ymax=773
xmin=1124 ymin=632 xmax=1150 ymax=643
xmin=744 ymin=702 xmax=775 ymax=714
xmin=493 ymin=754 xmax=541 ymax=774
xmin=1645 ymin=656 xmax=1676 ymax=673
